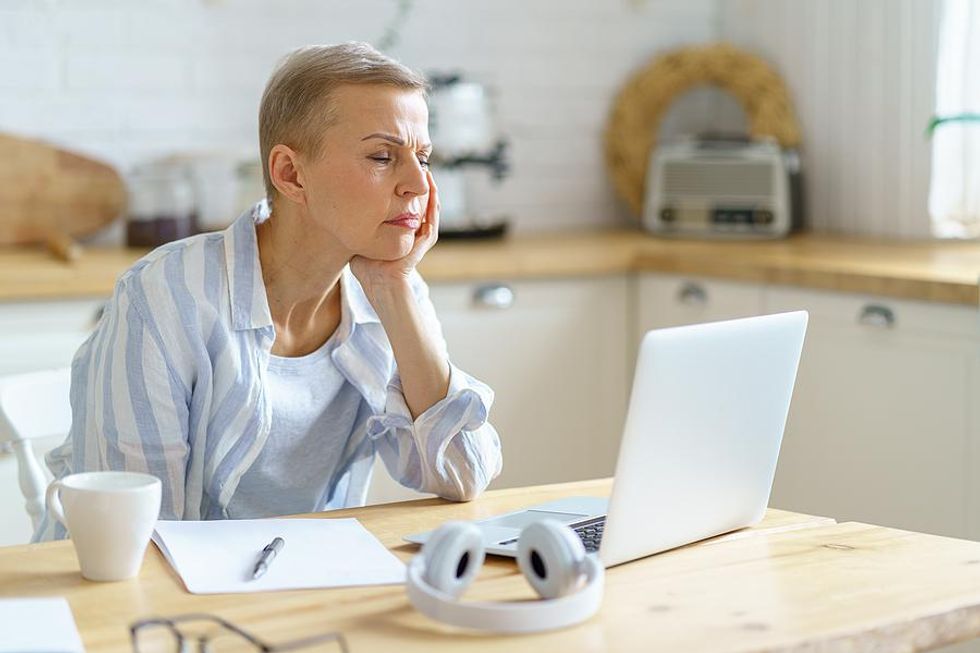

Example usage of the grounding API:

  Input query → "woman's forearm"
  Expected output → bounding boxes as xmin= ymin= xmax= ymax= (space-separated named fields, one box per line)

xmin=368 ymin=278 xmax=450 ymax=419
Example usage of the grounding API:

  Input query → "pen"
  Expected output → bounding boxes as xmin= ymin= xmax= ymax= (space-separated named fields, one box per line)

xmin=251 ymin=536 xmax=285 ymax=580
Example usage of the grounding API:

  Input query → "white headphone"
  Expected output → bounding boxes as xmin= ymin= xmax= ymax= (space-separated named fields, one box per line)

xmin=406 ymin=519 xmax=605 ymax=633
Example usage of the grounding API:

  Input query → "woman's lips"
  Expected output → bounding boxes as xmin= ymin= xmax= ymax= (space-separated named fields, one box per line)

xmin=385 ymin=213 xmax=421 ymax=229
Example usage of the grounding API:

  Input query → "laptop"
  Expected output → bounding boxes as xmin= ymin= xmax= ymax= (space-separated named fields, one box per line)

xmin=404 ymin=311 xmax=808 ymax=568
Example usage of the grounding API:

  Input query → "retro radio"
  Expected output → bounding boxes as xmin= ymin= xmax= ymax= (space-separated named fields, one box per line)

xmin=643 ymin=137 xmax=803 ymax=238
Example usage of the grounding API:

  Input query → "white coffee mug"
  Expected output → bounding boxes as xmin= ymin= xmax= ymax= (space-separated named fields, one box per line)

xmin=45 ymin=471 xmax=162 ymax=581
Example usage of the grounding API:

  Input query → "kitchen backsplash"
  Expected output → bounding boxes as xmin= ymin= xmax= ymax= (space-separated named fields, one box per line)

xmin=0 ymin=0 xmax=718 ymax=237
xmin=0 ymin=0 xmax=943 ymax=239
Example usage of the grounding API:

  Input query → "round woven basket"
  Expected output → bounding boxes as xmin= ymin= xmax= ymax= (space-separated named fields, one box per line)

xmin=604 ymin=43 xmax=802 ymax=217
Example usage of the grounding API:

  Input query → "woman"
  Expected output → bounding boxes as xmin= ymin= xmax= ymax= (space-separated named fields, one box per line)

xmin=34 ymin=42 xmax=502 ymax=540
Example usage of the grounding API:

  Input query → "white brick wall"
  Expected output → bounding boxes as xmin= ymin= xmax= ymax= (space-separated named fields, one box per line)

xmin=0 ymin=0 xmax=719 ymax=236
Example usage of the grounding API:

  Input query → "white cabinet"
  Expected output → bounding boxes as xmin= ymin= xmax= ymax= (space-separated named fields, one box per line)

xmin=634 ymin=275 xmax=980 ymax=541
xmin=366 ymin=276 xmax=631 ymax=505
xmin=766 ymin=287 xmax=978 ymax=540
xmin=2 ymin=273 xmax=977 ymax=550
xmin=0 ymin=299 xmax=104 ymax=376
xmin=1 ymin=285 xmax=632 ymax=523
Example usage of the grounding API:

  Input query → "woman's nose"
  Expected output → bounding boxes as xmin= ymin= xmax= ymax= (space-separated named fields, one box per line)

xmin=398 ymin=160 xmax=429 ymax=197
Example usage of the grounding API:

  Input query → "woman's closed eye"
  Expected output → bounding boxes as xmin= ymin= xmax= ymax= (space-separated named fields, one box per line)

xmin=369 ymin=154 xmax=430 ymax=168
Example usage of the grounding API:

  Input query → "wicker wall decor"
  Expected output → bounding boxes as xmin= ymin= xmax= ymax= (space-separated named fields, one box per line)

xmin=604 ymin=43 xmax=802 ymax=217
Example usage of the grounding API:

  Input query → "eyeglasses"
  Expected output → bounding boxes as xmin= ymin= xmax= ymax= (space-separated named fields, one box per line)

xmin=130 ymin=613 xmax=350 ymax=653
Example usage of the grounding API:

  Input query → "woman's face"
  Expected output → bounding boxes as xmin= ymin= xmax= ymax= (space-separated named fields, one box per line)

xmin=298 ymin=84 xmax=432 ymax=261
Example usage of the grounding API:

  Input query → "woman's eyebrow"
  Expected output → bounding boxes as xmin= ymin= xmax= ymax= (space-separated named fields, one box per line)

xmin=361 ymin=132 xmax=432 ymax=150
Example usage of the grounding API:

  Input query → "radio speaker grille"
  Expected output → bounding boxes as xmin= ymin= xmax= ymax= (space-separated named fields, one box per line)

xmin=663 ymin=162 xmax=773 ymax=198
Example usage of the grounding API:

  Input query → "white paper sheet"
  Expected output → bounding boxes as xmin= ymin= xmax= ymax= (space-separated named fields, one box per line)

xmin=152 ymin=518 xmax=405 ymax=594
xmin=0 ymin=598 xmax=85 ymax=653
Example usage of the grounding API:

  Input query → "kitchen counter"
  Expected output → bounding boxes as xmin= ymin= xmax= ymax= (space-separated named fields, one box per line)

xmin=1 ymin=228 xmax=979 ymax=305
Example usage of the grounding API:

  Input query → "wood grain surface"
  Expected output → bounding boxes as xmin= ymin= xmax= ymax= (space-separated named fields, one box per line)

xmin=4 ymin=479 xmax=980 ymax=652
xmin=1 ymin=228 xmax=978 ymax=305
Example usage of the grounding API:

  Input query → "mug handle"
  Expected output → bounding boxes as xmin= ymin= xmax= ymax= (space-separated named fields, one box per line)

xmin=45 ymin=480 xmax=67 ymax=528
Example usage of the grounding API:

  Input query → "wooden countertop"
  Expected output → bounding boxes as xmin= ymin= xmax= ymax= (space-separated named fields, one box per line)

xmin=2 ymin=229 xmax=979 ymax=305
xmin=8 ymin=479 xmax=980 ymax=652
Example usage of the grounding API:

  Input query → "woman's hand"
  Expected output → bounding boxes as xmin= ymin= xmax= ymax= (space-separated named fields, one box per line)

xmin=351 ymin=169 xmax=450 ymax=416
xmin=350 ymin=169 xmax=440 ymax=300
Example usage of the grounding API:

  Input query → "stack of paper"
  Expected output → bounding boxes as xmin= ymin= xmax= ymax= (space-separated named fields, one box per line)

xmin=0 ymin=598 xmax=85 ymax=653
xmin=152 ymin=518 xmax=405 ymax=594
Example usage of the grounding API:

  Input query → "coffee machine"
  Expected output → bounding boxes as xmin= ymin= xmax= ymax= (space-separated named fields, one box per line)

xmin=427 ymin=73 xmax=510 ymax=238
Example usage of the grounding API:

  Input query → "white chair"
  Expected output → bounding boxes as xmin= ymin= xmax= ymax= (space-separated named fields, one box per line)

xmin=0 ymin=368 xmax=72 ymax=531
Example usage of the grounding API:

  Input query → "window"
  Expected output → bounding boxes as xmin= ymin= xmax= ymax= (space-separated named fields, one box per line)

xmin=929 ymin=0 xmax=980 ymax=238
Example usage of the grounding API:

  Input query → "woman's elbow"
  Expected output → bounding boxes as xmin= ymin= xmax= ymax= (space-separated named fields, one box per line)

xmin=438 ymin=480 xmax=486 ymax=503
xmin=438 ymin=449 xmax=501 ymax=502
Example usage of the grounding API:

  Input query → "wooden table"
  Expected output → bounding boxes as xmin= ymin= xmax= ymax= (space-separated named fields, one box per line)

xmin=4 ymin=479 xmax=980 ymax=652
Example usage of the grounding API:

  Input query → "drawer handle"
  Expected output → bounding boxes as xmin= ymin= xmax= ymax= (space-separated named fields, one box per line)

xmin=677 ymin=282 xmax=708 ymax=306
xmin=473 ymin=284 xmax=515 ymax=310
xmin=857 ymin=304 xmax=896 ymax=328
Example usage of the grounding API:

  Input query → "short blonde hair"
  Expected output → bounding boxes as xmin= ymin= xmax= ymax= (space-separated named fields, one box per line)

xmin=258 ymin=42 xmax=428 ymax=200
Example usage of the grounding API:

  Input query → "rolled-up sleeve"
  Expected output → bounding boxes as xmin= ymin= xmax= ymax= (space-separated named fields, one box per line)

xmin=367 ymin=364 xmax=502 ymax=501
xmin=364 ymin=272 xmax=502 ymax=502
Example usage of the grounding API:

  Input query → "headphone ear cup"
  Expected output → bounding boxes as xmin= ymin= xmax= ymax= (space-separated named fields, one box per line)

xmin=419 ymin=521 xmax=486 ymax=599
xmin=517 ymin=520 xmax=589 ymax=600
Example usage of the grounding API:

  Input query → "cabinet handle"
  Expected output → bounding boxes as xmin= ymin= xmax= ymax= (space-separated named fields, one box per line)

xmin=472 ymin=284 xmax=515 ymax=310
xmin=677 ymin=282 xmax=708 ymax=306
xmin=857 ymin=304 xmax=896 ymax=328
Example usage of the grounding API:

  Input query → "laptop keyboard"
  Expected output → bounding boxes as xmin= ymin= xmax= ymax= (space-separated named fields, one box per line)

xmin=571 ymin=516 xmax=605 ymax=553
xmin=497 ymin=516 xmax=605 ymax=553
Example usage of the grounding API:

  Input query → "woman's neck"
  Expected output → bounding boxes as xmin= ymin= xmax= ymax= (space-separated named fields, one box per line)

xmin=256 ymin=202 xmax=348 ymax=356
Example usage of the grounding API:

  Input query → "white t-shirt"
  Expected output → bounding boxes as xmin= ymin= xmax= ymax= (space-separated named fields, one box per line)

xmin=228 ymin=322 xmax=363 ymax=519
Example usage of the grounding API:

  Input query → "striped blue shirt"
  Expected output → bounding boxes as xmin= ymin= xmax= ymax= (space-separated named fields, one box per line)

xmin=33 ymin=202 xmax=503 ymax=541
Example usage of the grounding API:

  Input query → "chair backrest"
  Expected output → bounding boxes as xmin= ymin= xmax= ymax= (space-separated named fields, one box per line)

xmin=0 ymin=368 xmax=72 ymax=530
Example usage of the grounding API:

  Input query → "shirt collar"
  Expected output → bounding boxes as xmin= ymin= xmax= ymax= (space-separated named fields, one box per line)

xmin=224 ymin=200 xmax=274 ymax=332
xmin=340 ymin=265 xmax=382 ymax=328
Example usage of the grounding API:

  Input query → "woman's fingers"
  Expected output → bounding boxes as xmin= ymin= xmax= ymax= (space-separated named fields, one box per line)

xmin=417 ymin=169 xmax=439 ymax=251
xmin=425 ymin=169 xmax=440 ymax=233
xmin=408 ymin=214 xmax=437 ymax=265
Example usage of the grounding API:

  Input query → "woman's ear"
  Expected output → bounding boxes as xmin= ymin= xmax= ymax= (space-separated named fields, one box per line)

xmin=268 ymin=144 xmax=306 ymax=205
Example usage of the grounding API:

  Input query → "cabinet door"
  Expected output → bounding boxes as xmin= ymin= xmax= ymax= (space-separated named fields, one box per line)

xmin=766 ymin=287 xmax=976 ymax=539
xmin=0 ymin=299 xmax=105 ymax=376
xmin=366 ymin=277 xmax=630 ymax=505
xmin=635 ymin=273 xmax=765 ymax=331
xmin=634 ymin=273 xmax=765 ymax=367
xmin=974 ymin=337 xmax=980 ymax=541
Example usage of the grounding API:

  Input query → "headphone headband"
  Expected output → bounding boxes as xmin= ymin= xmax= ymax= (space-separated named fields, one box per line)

xmin=406 ymin=545 xmax=605 ymax=633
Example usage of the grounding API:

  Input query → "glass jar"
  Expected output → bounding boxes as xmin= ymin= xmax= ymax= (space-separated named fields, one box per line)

xmin=125 ymin=163 xmax=198 ymax=248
